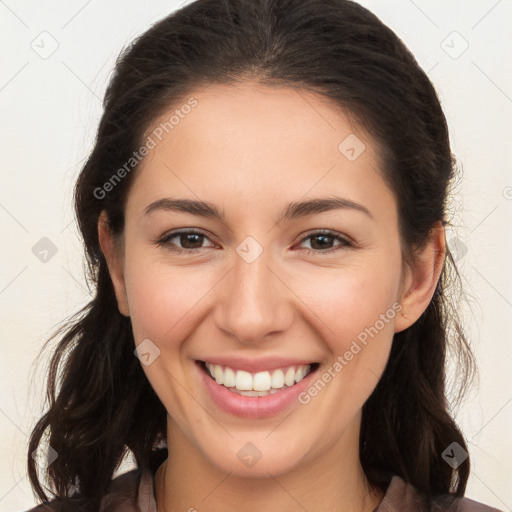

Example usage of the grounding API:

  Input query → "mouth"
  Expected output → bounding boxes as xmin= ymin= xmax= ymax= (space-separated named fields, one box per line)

xmin=196 ymin=360 xmax=320 ymax=397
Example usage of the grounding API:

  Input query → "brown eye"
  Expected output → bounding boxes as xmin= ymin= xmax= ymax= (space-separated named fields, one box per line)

xmin=176 ymin=233 xmax=205 ymax=249
xmin=157 ymin=230 xmax=215 ymax=254
xmin=298 ymin=231 xmax=352 ymax=255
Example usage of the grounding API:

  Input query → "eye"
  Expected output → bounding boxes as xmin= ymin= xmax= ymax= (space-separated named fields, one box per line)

xmin=155 ymin=229 xmax=353 ymax=255
xmin=156 ymin=229 xmax=216 ymax=254
xmin=297 ymin=230 xmax=353 ymax=255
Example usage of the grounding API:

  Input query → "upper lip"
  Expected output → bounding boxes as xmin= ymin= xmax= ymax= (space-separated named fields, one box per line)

xmin=197 ymin=356 xmax=318 ymax=373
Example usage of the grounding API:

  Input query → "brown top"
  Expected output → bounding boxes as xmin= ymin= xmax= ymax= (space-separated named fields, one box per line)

xmin=27 ymin=466 xmax=504 ymax=512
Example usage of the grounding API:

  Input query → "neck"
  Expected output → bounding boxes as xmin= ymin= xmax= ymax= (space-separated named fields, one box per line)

xmin=155 ymin=414 xmax=383 ymax=512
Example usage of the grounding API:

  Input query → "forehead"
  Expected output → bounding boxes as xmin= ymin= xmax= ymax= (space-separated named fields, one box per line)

xmin=128 ymin=81 xmax=395 ymax=222
xmin=147 ymin=81 xmax=373 ymax=166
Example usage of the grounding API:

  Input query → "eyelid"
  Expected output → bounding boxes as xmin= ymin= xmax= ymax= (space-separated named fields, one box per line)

xmin=295 ymin=230 xmax=353 ymax=254
xmin=156 ymin=228 xmax=216 ymax=247
xmin=296 ymin=228 xmax=353 ymax=245
xmin=156 ymin=228 xmax=354 ymax=255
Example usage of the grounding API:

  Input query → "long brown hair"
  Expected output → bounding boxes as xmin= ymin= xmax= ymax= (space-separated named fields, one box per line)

xmin=28 ymin=0 xmax=475 ymax=510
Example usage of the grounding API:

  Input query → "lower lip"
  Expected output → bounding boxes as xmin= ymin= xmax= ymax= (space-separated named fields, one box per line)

xmin=197 ymin=361 xmax=318 ymax=418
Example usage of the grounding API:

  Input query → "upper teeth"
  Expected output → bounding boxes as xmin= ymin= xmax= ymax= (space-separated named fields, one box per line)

xmin=205 ymin=363 xmax=311 ymax=391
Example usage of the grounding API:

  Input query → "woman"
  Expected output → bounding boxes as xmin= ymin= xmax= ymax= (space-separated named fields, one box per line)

xmin=26 ymin=0 xmax=501 ymax=510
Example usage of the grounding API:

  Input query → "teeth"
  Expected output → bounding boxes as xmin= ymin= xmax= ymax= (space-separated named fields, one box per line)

xmin=223 ymin=367 xmax=236 ymax=388
xmin=214 ymin=365 xmax=223 ymax=385
xmin=233 ymin=389 xmax=281 ymax=397
xmin=253 ymin=371 xmax=271 ymax=391
xmin=284 ymin=367 xmax=296 ymax=386
xmin=235 ymin=370 xmax=253 ymax=391
xmin=204 ymin=362 xmax=312 ymax=393
xmin=271 ymin=369 xmax=285 ymax=389
xmin=295 ymin=365 xmax=308 ymax=383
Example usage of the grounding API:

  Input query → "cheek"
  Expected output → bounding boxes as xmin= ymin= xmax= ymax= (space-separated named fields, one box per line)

xmin=123 ymin=254 xmax=217 ymax=344
xmin=292 ymin=299 xmax=395 ymax=448
xmin=296 ymin=253 xmax=402 ymax=399
xmin=302 ymin=260 xmax=402 ymax=345
xmin=122 ymin=253 xmax=218 ymax=416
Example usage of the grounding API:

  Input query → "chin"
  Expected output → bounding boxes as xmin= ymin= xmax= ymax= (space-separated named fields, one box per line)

xmin=196 ymin=432 xmax=315 ymax=479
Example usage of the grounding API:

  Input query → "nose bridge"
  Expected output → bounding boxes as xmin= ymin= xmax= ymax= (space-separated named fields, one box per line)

xmin=215 ymin=238 xmax=292 ymax=344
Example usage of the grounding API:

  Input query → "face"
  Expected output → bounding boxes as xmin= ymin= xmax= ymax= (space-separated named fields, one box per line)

xmin=102 ymin=81 xmax=420 ymax=478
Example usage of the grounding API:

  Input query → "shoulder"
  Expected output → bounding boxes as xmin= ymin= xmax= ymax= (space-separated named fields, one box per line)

xmin=453 ymin=497 xmax=505 ymax=512
xmin=24 ymin=448 xmax=166 ymax=512
xmin=24 ymin=469 xmax=145 ymax=512
xmin=377 ymin=475 xmax=504 ymax=512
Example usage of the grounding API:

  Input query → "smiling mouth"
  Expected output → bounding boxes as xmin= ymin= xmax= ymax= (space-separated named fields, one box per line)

xmin=197 ymin=360 xmax=320 ymax=397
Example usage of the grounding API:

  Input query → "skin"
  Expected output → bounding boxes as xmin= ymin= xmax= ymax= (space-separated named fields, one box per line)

xmin=98 ymin=81 xmax=446 ymax=512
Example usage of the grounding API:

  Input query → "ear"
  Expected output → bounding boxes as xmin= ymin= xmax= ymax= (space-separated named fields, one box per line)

xmin=394 ymin=221 xmax=446 ymax=333
xmin=97 ymin=210 xmax=130 ymax=317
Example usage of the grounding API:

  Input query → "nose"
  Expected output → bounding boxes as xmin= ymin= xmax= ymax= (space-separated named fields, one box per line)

xmin=214 ymin=244 xmax=294 ymax=345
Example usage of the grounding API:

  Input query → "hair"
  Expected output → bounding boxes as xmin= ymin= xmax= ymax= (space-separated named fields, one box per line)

xmin=28 ymin=0 xmax=476 ymax=510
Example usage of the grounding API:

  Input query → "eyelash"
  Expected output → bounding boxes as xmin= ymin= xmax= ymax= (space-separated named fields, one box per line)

xmin=155 ymin=229 xmax=353 ymax=256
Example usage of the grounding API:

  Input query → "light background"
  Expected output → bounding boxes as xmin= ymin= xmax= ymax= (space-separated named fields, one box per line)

xmin=0 ymin=0 xmax=511 ymax=510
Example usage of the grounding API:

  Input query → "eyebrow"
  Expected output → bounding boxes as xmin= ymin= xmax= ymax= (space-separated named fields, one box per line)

xmin=143 ymin=196 xmax=373 ymax=222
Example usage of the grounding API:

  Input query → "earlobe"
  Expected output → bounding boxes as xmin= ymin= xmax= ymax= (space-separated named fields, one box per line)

xmin=97 ymin=211 xmax=130 ymax=317
xmin=394 ymin=222 xmax=446 ymax=333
